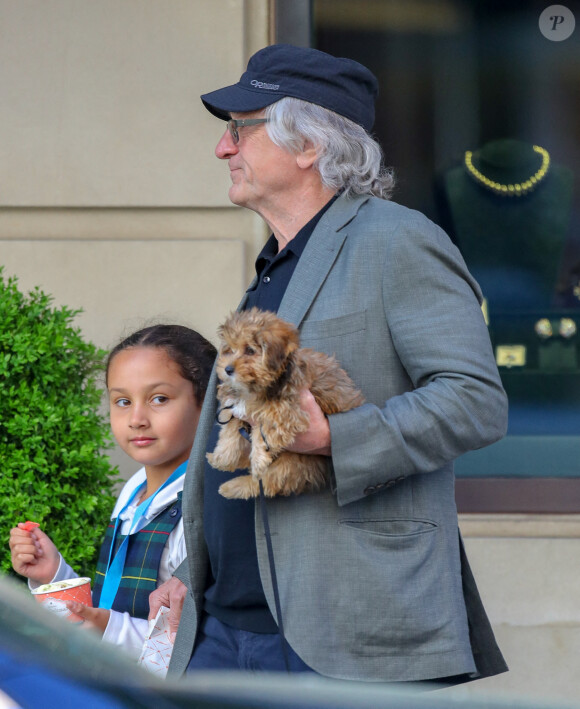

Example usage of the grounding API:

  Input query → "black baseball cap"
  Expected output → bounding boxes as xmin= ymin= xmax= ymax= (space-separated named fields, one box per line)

xmin=200 ymin=44 xmax=379 ymax=132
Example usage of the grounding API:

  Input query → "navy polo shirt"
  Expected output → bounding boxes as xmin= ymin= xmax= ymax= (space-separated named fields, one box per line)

xmin=244 ymin=225 xmax=312 ymax=311
xmin=203 ymin=196 xmax=337 ymax=633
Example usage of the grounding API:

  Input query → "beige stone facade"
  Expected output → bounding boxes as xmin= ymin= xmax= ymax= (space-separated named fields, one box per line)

xmin=452 ymin=516 xmax=580 ymax=704
xmin=1 ymin=1 xmax=577 ymax=703
xmin=0 ymin=0 xmax=270 ymax=475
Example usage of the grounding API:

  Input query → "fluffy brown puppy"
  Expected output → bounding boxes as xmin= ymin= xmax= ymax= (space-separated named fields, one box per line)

xmin=207 ymin=307 xmax=365 ymax=499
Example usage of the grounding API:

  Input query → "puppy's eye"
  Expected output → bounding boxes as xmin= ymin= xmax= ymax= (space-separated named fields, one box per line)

xmin=221 ymin=347 xmax=232 ymax=355
xmin=244 ymin=346 xmax=256 ymax=356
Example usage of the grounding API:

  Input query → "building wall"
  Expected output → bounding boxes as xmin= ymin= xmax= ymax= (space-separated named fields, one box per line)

xmin=1 ymin=1 xmax=577 ymax=703
xmin=453 ymin=516 xmax=580 ymax=705
xmin=0 ymin=0 xmax=270 ymax=476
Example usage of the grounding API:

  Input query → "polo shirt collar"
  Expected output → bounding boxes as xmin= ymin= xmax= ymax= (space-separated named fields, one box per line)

xmin=254 ymin=193 xmax=339 ymax=274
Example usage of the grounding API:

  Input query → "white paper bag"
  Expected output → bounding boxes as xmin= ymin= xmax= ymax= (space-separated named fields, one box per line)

xmin=138 ymin=606 xmax=173 ymax=677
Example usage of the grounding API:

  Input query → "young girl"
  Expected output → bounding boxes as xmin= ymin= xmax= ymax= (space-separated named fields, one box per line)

xmin=9 ymin=324 xmax=216 ymax=659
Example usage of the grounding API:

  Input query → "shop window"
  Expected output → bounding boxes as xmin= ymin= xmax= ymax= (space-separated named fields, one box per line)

xmin=313 ymin=0 xmax=580 ymax=511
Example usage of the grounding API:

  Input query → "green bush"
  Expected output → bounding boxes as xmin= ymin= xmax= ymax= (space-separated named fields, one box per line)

xmin=0 ymin=268 xmax=119 ymax=580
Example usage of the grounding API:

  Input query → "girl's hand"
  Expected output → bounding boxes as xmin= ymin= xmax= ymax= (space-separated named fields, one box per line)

xmin=9 ymin=525 xmax=60 ymax=585
xmin=65 ymin=603 xmax=110 ymax=634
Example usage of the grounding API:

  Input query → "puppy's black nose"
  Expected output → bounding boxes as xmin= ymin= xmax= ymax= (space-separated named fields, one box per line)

xmin=225 ymin=365 xmax=235 ymax=376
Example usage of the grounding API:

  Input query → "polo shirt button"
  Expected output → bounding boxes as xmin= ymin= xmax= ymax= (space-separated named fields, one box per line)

xmin=170 ymin=507 xmax=178 ymax=517
xmin=263 ymin=276 xmax=271 ymax=283
xmin=364 ymin=486 xmax=376 ymax=495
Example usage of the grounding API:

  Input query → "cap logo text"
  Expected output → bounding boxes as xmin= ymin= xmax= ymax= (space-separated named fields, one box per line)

xmin=250 ymin=80 xmax=280 ymax=90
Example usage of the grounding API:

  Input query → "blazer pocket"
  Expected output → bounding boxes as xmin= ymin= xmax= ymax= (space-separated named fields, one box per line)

xmin=339 ymin=518 xmax=437 ymax=537
xmin=300 ymin=310 xmax=367 ymax=341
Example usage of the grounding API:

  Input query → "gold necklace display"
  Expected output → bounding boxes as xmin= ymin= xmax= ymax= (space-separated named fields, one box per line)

xmin=464 ymin=144 xmax=550 ymax=197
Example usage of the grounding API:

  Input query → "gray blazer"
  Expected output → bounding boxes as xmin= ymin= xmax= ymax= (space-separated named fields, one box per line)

xmin=169 ymin=193 xmax=508 ymax=682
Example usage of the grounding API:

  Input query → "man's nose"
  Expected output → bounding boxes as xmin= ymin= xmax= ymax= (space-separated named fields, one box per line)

xmin=215 ymin=127 xmax=238 ymax=159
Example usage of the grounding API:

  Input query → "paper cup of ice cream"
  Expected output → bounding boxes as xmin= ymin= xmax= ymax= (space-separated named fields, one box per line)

xmin=31 ymin=577 xmax=92 ymax=623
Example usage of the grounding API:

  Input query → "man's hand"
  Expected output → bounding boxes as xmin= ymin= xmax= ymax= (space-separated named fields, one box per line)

xmin=287 ymin=389 xmax=331 ymax=456
xmin=65 ymin=603 xmax=110 ymax=634
xmin=234 ymin=388 xmax=332 ymax=456
xmin=149 ymin=577 xmax=187 ymax=642
xmin=9 ymin=525 xmax=60 ymax=584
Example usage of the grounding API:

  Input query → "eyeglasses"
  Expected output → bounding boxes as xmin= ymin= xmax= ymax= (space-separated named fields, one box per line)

xmin=226 ymin=118 xmax=270 ymax=144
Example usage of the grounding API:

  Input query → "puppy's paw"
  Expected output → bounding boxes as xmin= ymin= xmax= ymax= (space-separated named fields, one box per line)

xmin=250 ymin=447 xmax=276 ymax=477
xmin=207 ymin=449 xmax=250 ymax=472
xmin=206 ymin=451 xmax=217 ymax=466
xmin=206 ymin=451 xmax=231 ymax=471
xmin=219 ymin=475 xmax=260 ymax=499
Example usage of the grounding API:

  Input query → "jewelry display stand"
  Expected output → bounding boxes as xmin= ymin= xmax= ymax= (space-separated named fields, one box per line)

xmin=443 ymin=139 xmax=573 ymax=311
xmin=439 ymin=139 xmax=578 ymax=475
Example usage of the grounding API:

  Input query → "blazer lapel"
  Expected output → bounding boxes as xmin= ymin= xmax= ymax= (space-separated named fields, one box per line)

xmin=277 ymin=194 xmax=368 ymax=327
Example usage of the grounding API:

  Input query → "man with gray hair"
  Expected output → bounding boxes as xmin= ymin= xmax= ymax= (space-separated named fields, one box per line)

xmin=150 ymin=43 xmax=508 ymax=686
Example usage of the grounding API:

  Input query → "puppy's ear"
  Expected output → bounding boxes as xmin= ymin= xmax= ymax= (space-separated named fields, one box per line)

xmin=260 ymin=319 xmax=299 ymax=373
xmin=218 ymin=310 xmax=239 ymax=347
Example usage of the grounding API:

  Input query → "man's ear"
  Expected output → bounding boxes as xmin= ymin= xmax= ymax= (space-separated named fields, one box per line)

xmin=296 ymin=143 xmax=318 ymax=170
